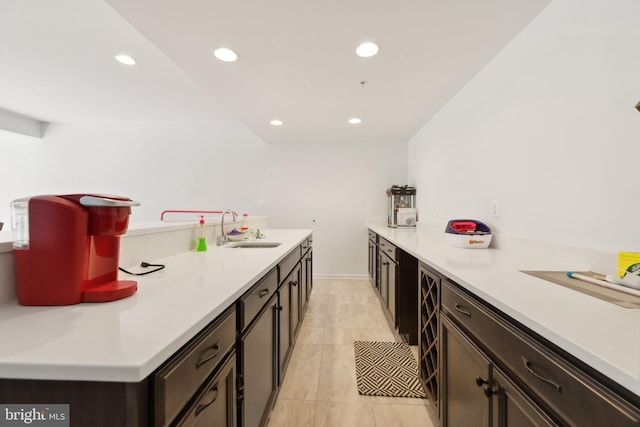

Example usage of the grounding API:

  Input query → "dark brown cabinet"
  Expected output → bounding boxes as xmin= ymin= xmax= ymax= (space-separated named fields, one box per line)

xmin=238 ymin=267 xmax=278 ymax=427
xmin=155 ymin=306 xmax=237 ymax=426
xmin=0 ymin=235 xmax=314 ymax=427
xmin=380 ymin=252 xmax=396 ymax=320
xmin=440 ymin=279 xmax=640 ymax=427
xmin=239 ymin=292 xmax=278 ymax=427
xmin=441 ymin=313 xmax=491 ymax=427
xmin=368 ymin=230 xmax=378 ymax=289
xmin=239 ymin=239 xmax=312 ymax=427
xmin=278 ymin=262 xmax=301 ymax=383
xmin=441 ymin=300 xmax=557 ymax=427
xmin=369 ymin=231 xmax=418 ymax=345
xmin=491 ymin=365 xmax=557 ymax=427
xmin=441 ymin=312 xmax=556 ymax=427
xmin=378 ymin=237 xmax=397 ymax=323
xmin=175 ymin=352 xmax=237 ymax=427
xmin=371 ymin=230 xmax=640 ymax=426
xmin=301 ymin=239 xmax=313 ymax=313
xmin=397 ymin=248 xmax=418 ymax=344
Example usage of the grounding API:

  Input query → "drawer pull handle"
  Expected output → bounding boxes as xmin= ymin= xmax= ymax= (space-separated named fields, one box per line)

xmin=195 ymin=342 xmax=220 ymax=369
xmin=195 ymin=385 xmax=219 ymax=416
xmin=454 ymin=303 xmax=471 ymax=317
xmin=522 ymin=356 xmax=562 ymax=392
xmin=258 ymin=289 xmax=270 ymax=298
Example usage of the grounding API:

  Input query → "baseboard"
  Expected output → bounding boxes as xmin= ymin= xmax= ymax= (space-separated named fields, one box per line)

xmin=312 ymin=273 xmax=370 ymax=280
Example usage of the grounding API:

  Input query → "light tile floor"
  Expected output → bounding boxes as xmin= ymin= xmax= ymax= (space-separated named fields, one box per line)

xmin=266 ymin=278 xmax=435 ymax=427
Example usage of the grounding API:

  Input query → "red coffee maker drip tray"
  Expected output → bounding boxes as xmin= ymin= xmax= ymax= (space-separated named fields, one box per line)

xmin=83 ymin=280 xmax=137 ymax=303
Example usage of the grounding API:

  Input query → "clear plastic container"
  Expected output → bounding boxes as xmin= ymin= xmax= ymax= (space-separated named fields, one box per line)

xmin=241 ymin=213 xmax=249 ymax=232
xmin=11 ymin=198 xmax=31 ymax=249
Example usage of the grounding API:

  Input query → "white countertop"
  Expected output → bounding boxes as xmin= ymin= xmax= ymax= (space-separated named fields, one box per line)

xmin=370 ymin=224 xmax=640 ymax=398
xmin=0 ymin=229 xmax=312 ymax=383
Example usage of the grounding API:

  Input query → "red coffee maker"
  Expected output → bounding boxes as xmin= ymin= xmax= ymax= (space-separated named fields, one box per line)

xmin=11 ymin=194 xmax=140 ymax=306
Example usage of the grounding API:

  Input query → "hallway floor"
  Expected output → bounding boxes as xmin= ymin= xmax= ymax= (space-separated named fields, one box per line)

xmin=266 ymin=278 xmax=435 ymax=427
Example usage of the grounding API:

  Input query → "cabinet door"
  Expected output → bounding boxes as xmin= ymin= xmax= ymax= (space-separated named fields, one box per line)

xmin=175 ymin=353 xmax=237 ymax=427
xmin=491 ymin=366 xmax=558 ymax=427
xmin=290 ymin=263 xmax=301 ymax=340
xmin=241 ymin=298 xmax=277 ymax=427
xmin=441 ymin=313 xmax=491 ymax=427
xmin=368 ymin=240 xmax=377 ymax=285
xmin=279 ymin=263 xmax=303 ymax=385
xmin=379 ymin=252 xmax=389 ymax=306
xmin=388 ymin=258 xmax=397 ymax=323
xmin=301 ymin=251 xmax=309 ymax=312
xmin=305 ymin=249 xmax=313 ymax=300
xmin=278 ymin=286 xmax=291 ymax=385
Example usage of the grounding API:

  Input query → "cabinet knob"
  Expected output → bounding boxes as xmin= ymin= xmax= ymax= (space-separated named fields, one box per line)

xmin=475 ymin=376 xmax=488 ymax=387
xmin=483 ymin=386 xmax=497 ymax=397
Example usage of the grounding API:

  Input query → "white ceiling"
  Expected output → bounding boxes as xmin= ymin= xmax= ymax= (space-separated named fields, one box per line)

xmin=1 ymin=0 xmax=550 ymax=144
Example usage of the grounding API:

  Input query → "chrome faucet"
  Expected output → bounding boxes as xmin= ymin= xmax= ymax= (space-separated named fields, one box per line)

xmin=216 ymin=210 xmax=237 ymax=246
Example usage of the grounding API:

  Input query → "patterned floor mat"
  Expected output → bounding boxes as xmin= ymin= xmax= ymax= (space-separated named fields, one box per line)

xmin=354 ymin=340 xmax=426 ymax=398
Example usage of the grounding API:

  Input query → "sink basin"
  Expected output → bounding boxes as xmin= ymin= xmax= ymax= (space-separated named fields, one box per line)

xmin=225 ymin=241 xmax=282 ymax=248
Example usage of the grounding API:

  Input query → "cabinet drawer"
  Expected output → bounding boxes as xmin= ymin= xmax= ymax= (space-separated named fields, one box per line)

xmin=441 ymin=281 xmax=640 ymax=426
xmin=240 ymin=267 xmax=278 ymax=330
xmin=278 ymin=247 xmax=300 ymax=284
xmin=155 ymin=307 xmax=236 ymax=427
xmin=379 ymin=237 xmax=397 ymax=260
xmin=368 ymin=230 xmax=377 ymax=243
xmin=175 ymin=352 xmax=236 ymax=427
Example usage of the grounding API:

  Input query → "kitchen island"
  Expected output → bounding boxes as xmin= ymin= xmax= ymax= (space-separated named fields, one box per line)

xmin=0 ymin=227 xmax=313 ymax=426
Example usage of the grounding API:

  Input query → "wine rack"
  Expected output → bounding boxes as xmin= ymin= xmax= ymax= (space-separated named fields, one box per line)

xmin=419 ymin=263 xmax=440 ymax=412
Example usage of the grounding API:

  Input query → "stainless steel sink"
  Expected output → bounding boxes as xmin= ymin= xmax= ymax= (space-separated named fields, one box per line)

xmin=225 ymin=241 xmax=282 ymax=248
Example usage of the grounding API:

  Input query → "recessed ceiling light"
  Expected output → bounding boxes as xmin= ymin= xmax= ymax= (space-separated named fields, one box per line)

xmin=213 ymin=48 xmax=238 ymax=62
xmin=356 ymin=42 xmax=379 ymax=58
xmin=270 ymin=119 xmax=284 ymax=126
xmin=348 ymin=117 xmax=362 ymax=124
xmin=115 ymin=54 xmax=136 ymax=65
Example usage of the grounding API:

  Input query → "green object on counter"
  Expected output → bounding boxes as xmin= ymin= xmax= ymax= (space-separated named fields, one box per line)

xmin=196 ymin=215 xmax=207 ymax=251
xmin=196 ymin=237 xmax=207 ymax=252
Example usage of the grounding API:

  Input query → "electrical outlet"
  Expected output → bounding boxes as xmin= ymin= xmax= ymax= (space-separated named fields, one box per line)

xmin=491 ymin=200 xmax=500 ymax=218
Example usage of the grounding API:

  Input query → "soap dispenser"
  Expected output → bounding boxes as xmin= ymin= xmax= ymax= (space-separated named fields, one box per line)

xmin=196 ymin=215 xmax=207 ymax=251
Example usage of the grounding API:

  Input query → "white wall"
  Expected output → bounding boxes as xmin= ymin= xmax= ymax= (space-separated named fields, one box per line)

xmin=262 ymin=141 xmax=407 ymax=277
xmin=0 ymin=118 xmax=268 ymax=225
xmin=0 ymin=118 xmax=405 ymax=278
xmin=408 ymin=0 xmax=640 ymax=253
